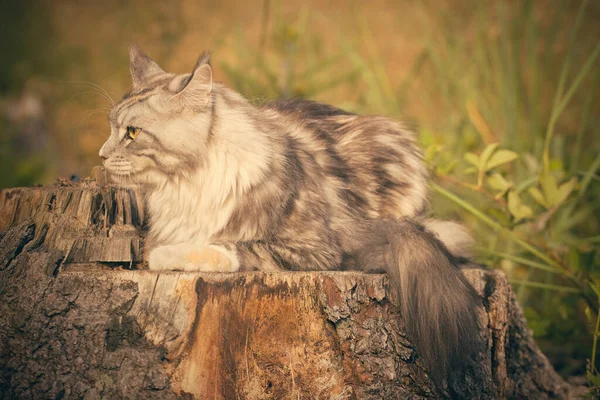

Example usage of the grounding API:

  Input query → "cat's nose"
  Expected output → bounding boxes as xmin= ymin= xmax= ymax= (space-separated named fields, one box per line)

xmin=100 ymin=155 xmax=108 ymax=161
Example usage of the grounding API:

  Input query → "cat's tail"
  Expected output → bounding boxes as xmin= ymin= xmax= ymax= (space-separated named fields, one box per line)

xmin=353 ymin=218 xmax=481 ymax=387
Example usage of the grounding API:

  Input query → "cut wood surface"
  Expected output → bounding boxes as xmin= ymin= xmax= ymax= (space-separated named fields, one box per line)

xmin=0 ymin=183 xmax=584 ymax=399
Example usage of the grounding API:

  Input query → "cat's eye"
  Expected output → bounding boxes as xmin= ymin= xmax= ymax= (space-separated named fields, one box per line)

xmin=126 ymin=126 xmax=142 ymax=140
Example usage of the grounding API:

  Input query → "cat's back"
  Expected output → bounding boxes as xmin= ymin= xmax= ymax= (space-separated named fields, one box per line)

xmin=265 ymin=98 xmax=429 ymax=218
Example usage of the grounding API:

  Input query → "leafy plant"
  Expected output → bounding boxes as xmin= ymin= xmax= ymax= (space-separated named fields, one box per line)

xmin=413 ymin=0 xmax=600 ymax=391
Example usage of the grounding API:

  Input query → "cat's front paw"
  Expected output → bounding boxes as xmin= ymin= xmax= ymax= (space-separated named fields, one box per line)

xmin=147 ymin=245 xmax=182 ymax=271
xmin=147 ymin=243 xmax=239 ymax=272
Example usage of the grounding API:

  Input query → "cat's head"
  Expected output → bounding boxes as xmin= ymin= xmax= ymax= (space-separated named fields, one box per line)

xmin=99 ymin=45 xmax=213 ymax=185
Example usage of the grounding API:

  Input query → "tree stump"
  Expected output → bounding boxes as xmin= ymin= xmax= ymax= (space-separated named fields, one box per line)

xmin=0 ymin=182 xmax=583 ymax=399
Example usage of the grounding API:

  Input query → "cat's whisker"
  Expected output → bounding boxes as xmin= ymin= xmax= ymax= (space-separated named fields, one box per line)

xmin=65 ymin=80 xmax=115 ymax=99
xmin=73 ymin=87 xmax=116 ymax=107
xmin=63 ymin=80 xmax=116 ymax=106
xmin=65 ymin=91 xmax=115 ymax=109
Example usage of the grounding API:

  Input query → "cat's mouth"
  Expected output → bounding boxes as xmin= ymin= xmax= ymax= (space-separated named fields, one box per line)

xmin=102 ymin=157 xmax=139 ymax=185
xmin=103 ymin=156 xmax=166 ymax=187
xmin=103 ymin=157 xmax=134 ymax=175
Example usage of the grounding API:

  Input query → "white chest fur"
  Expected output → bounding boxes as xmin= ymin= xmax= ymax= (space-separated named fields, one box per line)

xmin=147 ymin=174 xmax=237 ymax=246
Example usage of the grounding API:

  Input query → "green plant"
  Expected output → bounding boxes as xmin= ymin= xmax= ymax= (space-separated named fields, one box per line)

xmin=409 ymin=0 xmax=600 ymax=391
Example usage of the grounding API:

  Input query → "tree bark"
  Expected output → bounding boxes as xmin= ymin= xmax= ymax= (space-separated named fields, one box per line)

xmin=0 ymin=183 xmax=583 ymax=399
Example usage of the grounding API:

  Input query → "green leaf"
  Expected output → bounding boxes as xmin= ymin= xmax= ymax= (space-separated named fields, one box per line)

xmin=569 ymin=247 xmax=581 ymax=274
xmin=464 ymin=152 xmax=480 ymax=168
xmin=487 ymin=172 xmax=510 ymax=190
xmin=528 ymin=186 xmax=549 ymax=208
xmin=550 ymin=158 xmax=564 ymax=172
xmin=508 ymin=190 xmax=533 ymax=222
xmin=485 ymin=150 xmax=519 ymax=171
xmin=487 ymin=173 xmax=511 ymax=198
xmin=554 ymin=177 xmax=577 ymax=206
xmin=479 ymin=142 xmax=500 ymax=168
xmin=540 ymin=171 xmax=559 ymax=206
xmin=586 ymin=306 xmax=593 ymax=325
xmin=522 ymin=153 xmax=540 ymax=174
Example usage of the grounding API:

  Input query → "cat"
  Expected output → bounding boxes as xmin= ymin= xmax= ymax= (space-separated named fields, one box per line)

xmin=99 ymin=44 xmax=480 ymax=389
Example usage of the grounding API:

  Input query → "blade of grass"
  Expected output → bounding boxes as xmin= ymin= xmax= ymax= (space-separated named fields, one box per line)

xmin=509 ymin=279 xmax=581 ymax=293
xmin=542 ymin=0 xmax=590 ymax=171
xmin=524 ymin=0 xmax=541 ymax=144
xmin=477 ymin=247 xmax=563 ymax=274
xmin=577 ymin=152 xmax=600 ymax=201
xmin=572 ymin=68 xmax=600 ymax=172
xmin=356 ymin=15 xmax=399 ymax=114
xmin=554 ymin=40 xmax=600 ymax=124
xmin=592 ymin=306 xmax=600 ymax=373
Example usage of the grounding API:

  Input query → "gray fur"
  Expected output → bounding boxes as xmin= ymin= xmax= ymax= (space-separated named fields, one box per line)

xmin=99 ymin=47 xmax=481 ymax=388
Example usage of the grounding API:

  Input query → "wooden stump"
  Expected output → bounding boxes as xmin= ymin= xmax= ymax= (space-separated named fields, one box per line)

xmin=0 ymin=183 xmax=582 ymax=399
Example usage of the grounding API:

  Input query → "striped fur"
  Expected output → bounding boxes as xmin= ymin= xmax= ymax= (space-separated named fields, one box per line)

xmin=99 ymin=46 xmax=480 ymax=389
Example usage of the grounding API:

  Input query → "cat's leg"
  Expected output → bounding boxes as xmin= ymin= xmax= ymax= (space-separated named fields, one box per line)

xmin=147 ymin=242 xmax=240 ymax=272
xmin=148 ymin=232 xmax=343 ymax=272
xmin=212 ymin=239 xmax=343 ymax=272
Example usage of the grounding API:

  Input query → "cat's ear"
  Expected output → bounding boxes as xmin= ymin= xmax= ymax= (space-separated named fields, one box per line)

xmin=169 ymin=51 xmax=212 ymax=107
xmin=129 ymin=44 xmax=165 ymax=88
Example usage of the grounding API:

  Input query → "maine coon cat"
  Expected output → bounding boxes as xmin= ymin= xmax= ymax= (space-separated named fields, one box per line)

xmin=99 ymin=45 xmax=480 ymax=389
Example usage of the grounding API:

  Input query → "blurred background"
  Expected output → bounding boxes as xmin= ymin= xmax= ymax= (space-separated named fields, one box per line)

xmin=1 ymin=0 xmax=599 ymax=389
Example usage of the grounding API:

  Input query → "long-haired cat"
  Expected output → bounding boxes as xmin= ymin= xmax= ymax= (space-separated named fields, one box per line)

xmin=99 ymin=45 xmax=480 ymax=390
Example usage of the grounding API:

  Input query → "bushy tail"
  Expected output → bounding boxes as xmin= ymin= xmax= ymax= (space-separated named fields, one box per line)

xmin=352 ymin=218 xmax=481 ymax=386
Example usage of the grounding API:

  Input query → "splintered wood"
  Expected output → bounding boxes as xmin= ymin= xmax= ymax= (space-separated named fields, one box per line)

xmin=0 ymin=183 xmax=145 ymax=267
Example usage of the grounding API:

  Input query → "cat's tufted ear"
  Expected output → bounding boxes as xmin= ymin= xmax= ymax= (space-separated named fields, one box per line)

xmin=168 ymin=51 xmax=212 ymax=107
xmin=129 ymin=44 xmax=165 ymax=88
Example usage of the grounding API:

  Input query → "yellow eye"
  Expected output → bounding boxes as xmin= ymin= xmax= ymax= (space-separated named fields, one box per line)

xmin=126 ymin=126 xmax=142 ymax=140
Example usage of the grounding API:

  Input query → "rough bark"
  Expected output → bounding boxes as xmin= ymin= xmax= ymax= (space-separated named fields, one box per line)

xmin=0 ymin=183 xmax=582 ymax=399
